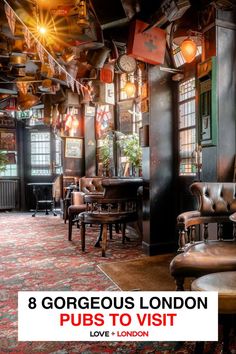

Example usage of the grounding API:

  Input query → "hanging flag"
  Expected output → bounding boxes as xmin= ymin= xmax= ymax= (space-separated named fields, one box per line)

xmin=4 ymin=4 xmax=16 ymax=35
xmin=58 ymin=65 xmax=62 ymax=75
xmin=69 ymin=76 xmax=75 ymax=92
xmin=66 ymin=73 xmax=70 ymax=88
xmin=36 ymin=42 xmax=45 ymax=63
xmin=76 ymin=81 xmax=81 ymax=95
xmin=48 ymin=55 xmax=55 ymax=75
xmin=23 ymin=27 xmax=31 ymax=48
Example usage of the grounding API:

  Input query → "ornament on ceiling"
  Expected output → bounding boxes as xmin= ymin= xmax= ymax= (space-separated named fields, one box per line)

xmin=3 ymin=1 xmax=89 ymax=96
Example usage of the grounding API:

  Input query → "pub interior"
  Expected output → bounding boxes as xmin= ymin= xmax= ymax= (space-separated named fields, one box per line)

xmin=0 ymin=0 xmax=236 ymax=353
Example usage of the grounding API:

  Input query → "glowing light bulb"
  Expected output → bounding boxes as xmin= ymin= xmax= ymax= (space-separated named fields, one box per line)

xmin=38 ymin=26 xmax=47 ymax=35
xmin=124 ymin=82 xmax=136 ymax=97
xmin=180 ymin=38 xmax=197 ymax=63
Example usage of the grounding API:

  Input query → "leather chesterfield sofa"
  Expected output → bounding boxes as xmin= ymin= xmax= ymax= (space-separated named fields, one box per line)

xmin=170 ymin=182 xmax=236 ymax=290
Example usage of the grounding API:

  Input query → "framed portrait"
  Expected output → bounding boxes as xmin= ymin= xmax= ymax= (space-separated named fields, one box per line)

xmin=0 ymin=130 xmax=16 ymax=151
xmin=65 ymin=138 xmax=83 ymax=158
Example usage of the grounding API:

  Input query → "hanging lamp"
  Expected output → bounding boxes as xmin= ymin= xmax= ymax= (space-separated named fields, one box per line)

xmin=180 ymin=37 xmax=197 ymax=63
xmin=124 ymin=81 xmax=136 ymax=97
xmin=77 ymin=0 xmax=90 ymax=29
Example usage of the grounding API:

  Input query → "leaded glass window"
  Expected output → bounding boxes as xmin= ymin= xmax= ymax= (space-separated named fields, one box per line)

xmin=179 ymin=78 xmax=197 ymax=176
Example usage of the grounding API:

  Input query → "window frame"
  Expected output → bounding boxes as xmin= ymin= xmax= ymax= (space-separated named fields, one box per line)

xmin=178 ymin=77 xmax=197 ymax=177
xmin=30 ymin=130 xmax=52 ymax=176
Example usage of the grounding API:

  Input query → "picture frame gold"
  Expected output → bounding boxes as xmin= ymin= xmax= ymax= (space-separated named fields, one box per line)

xmin=64 ymin=138 xmax=83 ymax=159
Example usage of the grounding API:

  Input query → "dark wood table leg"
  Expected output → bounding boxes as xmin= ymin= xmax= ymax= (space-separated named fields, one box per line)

xmin=102 ymin=224 xmax=107 ymax=257
xmin=94 ymin=225 xmax=102 ymax=248
xmin=81 ymin=222 xmax=85 ymax=252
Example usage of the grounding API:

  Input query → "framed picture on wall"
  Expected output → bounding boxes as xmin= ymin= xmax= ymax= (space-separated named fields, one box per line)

xmin=65 ymin=138 xmax=83 ymax=158
xmin=0 ymin=116 xmax=16 ymax=128
xmin=0 ymin=130 xmax=16 ymax=150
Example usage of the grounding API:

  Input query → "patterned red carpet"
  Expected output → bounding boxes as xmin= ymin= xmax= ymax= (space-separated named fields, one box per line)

xmin=0 ymin=212 xmax=234 ymax=353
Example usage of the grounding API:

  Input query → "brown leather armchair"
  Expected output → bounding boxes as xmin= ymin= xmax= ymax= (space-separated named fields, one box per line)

xmin=78 ymin=178 xmax=143 ymax=257
xmin=79 ymin=177 xmax=103 ymax=194
xmin=170 ymin=182 xmax=236 ymax=290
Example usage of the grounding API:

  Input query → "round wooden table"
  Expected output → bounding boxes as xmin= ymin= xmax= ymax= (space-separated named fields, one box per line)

xmin=191 ymin=271 xmax=236 ymax=353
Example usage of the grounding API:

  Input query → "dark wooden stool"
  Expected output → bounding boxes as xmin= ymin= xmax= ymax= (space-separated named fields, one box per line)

xmin=79 ymin=211 xmax=134 ymax=257
xmin=191 ymin=271 xmax=236 ymax=354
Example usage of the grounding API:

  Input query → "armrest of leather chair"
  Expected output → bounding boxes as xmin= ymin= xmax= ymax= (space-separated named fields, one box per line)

xmin=177 ymin=210 xmax=201 ymax=252
xmin=177 ymin=210 xmax=201 ymax=229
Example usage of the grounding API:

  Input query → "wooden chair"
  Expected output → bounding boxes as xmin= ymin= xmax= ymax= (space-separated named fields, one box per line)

xmin=68 ymin=191 xmax=86 ymax=241
xmin=67 ymin=178 xmax=104 ymax=241
xmin=62 ymin=176 xmax=80 ymax=223
xmin=170 ymin=182 xmax=236 ymax=290
xmin=31 ymin=175 xmax=63 ymax=217
xmin=78 ymin=178 xmax=143 ymax=256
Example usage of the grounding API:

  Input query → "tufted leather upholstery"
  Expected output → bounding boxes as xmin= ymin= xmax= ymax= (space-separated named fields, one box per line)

xmin=191 ymin=182 xmax=236 ymax=216
xmin=79 ymin=177 xmax=103 ymax=194
xmin=170 ymin=182 xmax=236 ymax=290
xmin=176 ymin=182 xmax=236 ymax=252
